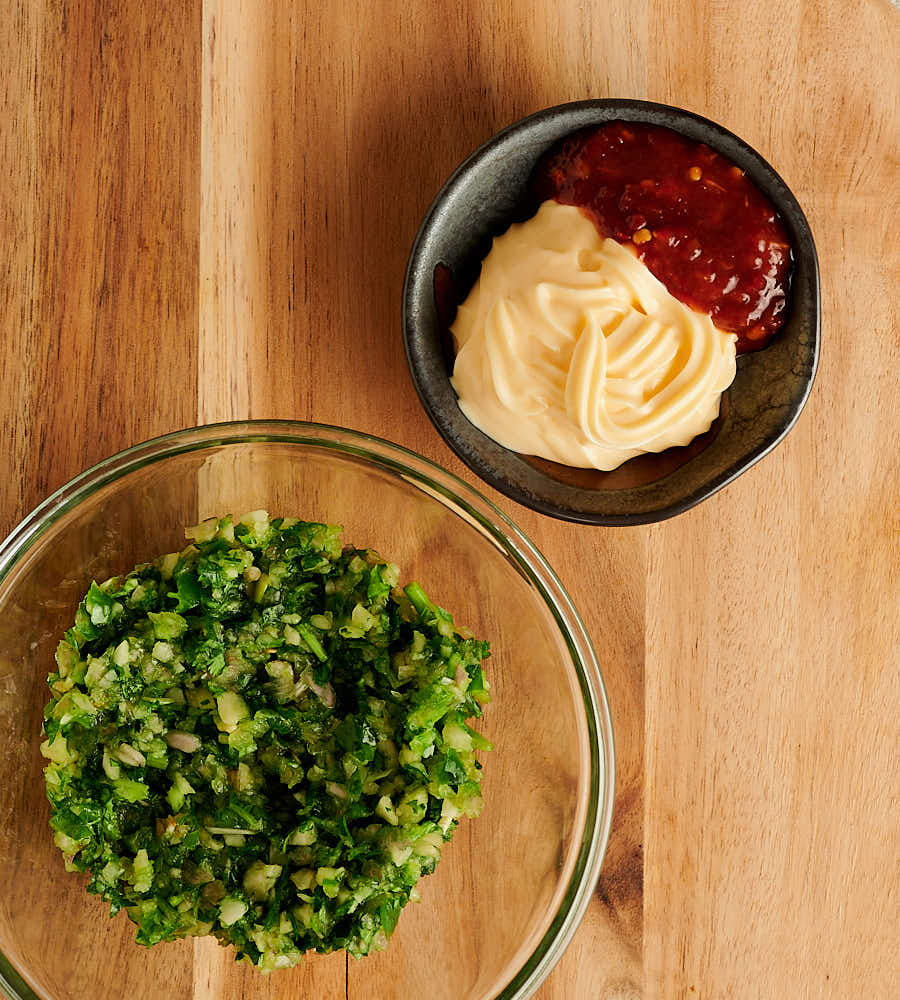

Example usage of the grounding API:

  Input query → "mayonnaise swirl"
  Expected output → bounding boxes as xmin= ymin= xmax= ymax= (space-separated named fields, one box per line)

xmin=450 ymin=201 xmax=738 ymax=471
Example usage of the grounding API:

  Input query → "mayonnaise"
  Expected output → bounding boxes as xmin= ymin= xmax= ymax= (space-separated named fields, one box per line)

xmin=450 ymin=201 xmax=738 ymax=471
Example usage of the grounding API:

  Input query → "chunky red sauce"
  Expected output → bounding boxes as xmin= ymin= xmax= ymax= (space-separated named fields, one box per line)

xmin=532 ymin=121 xmax=792 ymax=352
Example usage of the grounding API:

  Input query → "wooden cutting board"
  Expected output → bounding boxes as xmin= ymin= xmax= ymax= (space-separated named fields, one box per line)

xmin=1 ymin=1 xmax=897 ymax=997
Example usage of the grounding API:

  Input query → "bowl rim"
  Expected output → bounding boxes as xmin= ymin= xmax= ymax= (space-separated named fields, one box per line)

xmin=0 ymin=419 xmax=615 ymax=1000
xmin=402 ymin=97 xmax=821 ymax=525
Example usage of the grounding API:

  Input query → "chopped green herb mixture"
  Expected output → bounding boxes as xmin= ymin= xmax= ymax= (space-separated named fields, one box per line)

xmin=41 ymin=511 xmax=491 ymax=970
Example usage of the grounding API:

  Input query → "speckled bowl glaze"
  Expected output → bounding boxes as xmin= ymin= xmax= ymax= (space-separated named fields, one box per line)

xmin=403 ymin=99 xmax=820 ymax=525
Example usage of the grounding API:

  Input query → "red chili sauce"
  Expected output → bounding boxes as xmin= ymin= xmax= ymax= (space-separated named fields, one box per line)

xmin=532 ymin=121 xmax=792 ymax=352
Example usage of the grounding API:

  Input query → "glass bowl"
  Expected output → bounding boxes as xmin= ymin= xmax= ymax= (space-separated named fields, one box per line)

xmin=0 ymin=422 xmax=613 ymax=1000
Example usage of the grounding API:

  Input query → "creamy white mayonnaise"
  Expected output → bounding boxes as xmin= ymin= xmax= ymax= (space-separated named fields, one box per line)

xmin=450 ymin=201 xmax=738 ymax=471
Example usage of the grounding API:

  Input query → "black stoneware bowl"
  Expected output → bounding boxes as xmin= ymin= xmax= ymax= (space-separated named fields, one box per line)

xmin=402 ymin=99 xmax=820 ymax=525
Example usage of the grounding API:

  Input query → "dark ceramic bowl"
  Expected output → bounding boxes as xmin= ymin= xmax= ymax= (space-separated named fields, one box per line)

xmin=402 ymin=99 xmax=820 ymax=525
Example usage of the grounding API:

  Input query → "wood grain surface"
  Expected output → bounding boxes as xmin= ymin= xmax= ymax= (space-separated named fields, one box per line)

xmin=1 ymin=1 xmax=898 ymax=998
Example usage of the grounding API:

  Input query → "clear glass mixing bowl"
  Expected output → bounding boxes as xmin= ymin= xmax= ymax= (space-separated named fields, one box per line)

xmin=0 ymin=422 xmax=613 ymax=1000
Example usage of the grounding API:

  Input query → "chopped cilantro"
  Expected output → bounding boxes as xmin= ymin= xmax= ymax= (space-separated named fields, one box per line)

xmin=41 ymin=512 xmax=491 ymax=971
